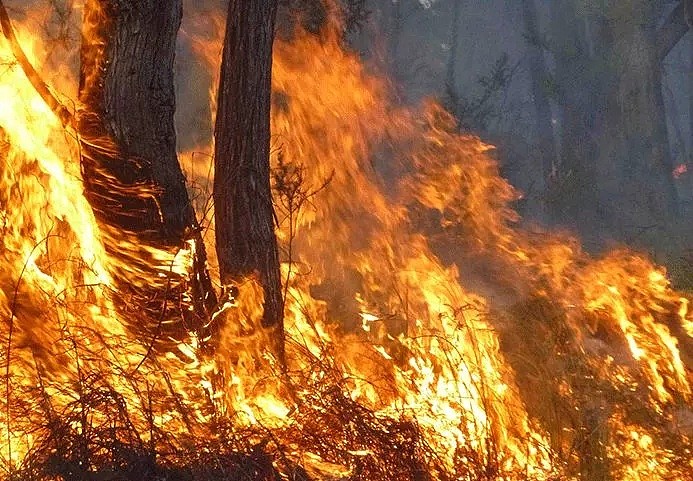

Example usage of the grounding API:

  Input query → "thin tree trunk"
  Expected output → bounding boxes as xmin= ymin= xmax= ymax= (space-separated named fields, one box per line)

xmin=78 ymin=0 xmax=216 ymax=342
xmin=548 ymin=0 xmax=601 ymax=243
xmin=445 ymin=0 xmax=461 ymax=122
xmin=689 ymin=29 xmax=693 ymax=202
xmin=387 ymin=0 xmax=402 ymax=84
xmin=521 ymin=0 xmax=556 ymax=223
xmin=214 ymin=0 xmax=284 ymax=350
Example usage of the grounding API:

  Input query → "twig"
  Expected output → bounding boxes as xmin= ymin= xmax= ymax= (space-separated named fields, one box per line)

xmin=4 ymin=231 xmax=58 ymax=475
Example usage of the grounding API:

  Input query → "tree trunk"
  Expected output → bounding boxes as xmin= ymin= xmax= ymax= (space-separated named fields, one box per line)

xmin=445 ymin=0 xmax=461 ymax=122
xmin=548 ymin=0 xmax=602 ymax=244
xmin=591 ymin=1 xmax=679 ymax=252
xmin=214 ymin=0 xmax=284 ymax=345
xmin=656 ymin=0 xmax=691 ymax=61
xmin=80 ymin=1 xmax=191 ymax=238
xmin=386 ymin=0 xmax=402 ymax=85
xmin=689 ymin=17 xmax=693 ymax=213
xmin=521 ymin=0 xmax=556 ymax=223
xmin=78 ymin=0 xmax=216 ymax=342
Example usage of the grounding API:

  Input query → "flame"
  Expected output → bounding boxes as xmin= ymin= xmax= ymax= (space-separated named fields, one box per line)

xmin=672 ymin=163 xmax=687 ymax=179
xmin=0 ymin=4 xmax=690 ymax=481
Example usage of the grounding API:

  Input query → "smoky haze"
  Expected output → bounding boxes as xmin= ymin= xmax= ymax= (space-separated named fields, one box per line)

xmin=177 ymin=0 xmax=692 ymax=281
xmin=349 ymin=0 xmax=692 ymax=274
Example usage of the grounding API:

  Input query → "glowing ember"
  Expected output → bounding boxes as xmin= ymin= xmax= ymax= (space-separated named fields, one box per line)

xmin=672 ymin=163 xmax=688 ymax=179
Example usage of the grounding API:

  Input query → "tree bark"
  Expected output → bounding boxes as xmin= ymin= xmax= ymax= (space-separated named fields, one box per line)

xmin=548 ymin=0 xmax=602 ymax=243
xmin=445 ymin=0 xmax=461 ymax=122
xmin=214 ymin=0 xmax=284 ymax=341
xmin=591 ymin=1 xmax=679 ymax=250
xmin=78 ymin=0 xmax=216 ymax=342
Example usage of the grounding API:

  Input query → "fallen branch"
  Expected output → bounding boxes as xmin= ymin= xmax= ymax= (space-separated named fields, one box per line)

xmin=0 ymin=0 xmax=73 ymax=128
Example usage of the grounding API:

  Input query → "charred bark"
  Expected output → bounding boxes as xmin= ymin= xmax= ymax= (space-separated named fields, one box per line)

xmin=78 ymin=0 xmax=216 ymax=342
xmin=79 ymin=0 xmax=191 ymax=238
xmin=214 ymin=1 xmax=284 ymax=345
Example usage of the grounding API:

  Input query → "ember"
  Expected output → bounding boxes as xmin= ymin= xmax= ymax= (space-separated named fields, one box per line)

xmin=673 ymin=164 xmax=688 ymax=179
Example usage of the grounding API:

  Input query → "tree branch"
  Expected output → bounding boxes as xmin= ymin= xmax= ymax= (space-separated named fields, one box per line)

xmin=0 ymin=0 xmax=73 ymax=128
xmin=657 ymin=1 xmax=691 ymax=61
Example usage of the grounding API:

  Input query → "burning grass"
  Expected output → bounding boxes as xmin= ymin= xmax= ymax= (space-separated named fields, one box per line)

xmin=0 ymin=304 xmax=533 ymax=481
xmin=2 ymin=279 xmax=689 ymax=481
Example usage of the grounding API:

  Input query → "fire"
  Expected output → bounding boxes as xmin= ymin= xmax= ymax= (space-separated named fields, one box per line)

xmin=672 ymin=163 xmax=687 ymax=179
xmin=1 ymin=3 xmax=691 ymax=481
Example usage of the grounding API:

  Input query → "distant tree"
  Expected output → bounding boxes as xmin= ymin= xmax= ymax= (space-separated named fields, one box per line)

xmin=546 ymin=0 xmax=601 ymax=239
xmin=593 ymin=0 xmax=679 ymax=233
xmin=521 ymin=0 xmax=556 ymax=223
xmin=548 ymin=0 xmax=690 ymax=252
xmin=687 ymin=1 xmax=693 ymax=201
xmin=445 ymin=53 xmax=515 ymax=133
xmin=657 ymin=0 xmax=692 ymax=60
xmin=386 ymin=0 xmax=403 ymax=82
xmin=444 ymin=0 xmax=461 ymax=120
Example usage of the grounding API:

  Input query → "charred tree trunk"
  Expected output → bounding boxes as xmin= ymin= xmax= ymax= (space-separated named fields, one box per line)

xmin=214 ymin=0 xmax=284 ymax=348
xmin=78 ymin=0 xmax=216 ymax=342
xmin=80 ymin=1 xmax=192 ymax=239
